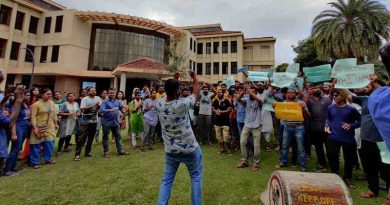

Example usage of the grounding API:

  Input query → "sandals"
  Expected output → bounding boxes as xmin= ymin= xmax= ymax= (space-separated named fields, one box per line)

xmin=360 ymin=191 xmax=376 ymax=198
xmin=33 ymin=164 xmax=41 ymax=169
xmin=74 ymin=156 xmax=81 ymax=161
xmin=45 ymin=160 xmax=56 ymax=165
xmin=344 ymin=179 xmax=357 ymax=189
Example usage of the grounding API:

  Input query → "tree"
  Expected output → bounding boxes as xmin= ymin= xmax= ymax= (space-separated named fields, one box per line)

xmin=293 ymin=38 xmax=328 ymax=67
xmin=312 ymin=0 xmax=390 ymax=61
xmin=275 ymin=63 xmax=289 ymax=72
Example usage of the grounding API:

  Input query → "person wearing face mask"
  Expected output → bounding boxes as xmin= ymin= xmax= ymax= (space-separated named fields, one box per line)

xmin=305 ymin=85 xmax=332 ymax=172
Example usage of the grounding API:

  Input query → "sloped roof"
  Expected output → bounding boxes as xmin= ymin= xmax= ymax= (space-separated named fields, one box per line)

xmin=112 ymin=58 xmax=166 ymax=75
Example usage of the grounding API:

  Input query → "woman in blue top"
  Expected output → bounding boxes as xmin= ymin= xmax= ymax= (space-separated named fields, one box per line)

xmin=4 ymin=91 xmax=31 ymax=176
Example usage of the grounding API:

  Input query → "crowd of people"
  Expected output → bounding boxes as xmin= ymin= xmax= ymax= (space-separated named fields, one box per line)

xmin=1 ymin=44 xmax=390 ymax=205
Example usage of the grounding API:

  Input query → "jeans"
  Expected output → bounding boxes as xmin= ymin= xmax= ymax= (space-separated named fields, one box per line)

xmin=158 ymin=148 xmax=203 ymax=205
xmin=240 ymin=126 xmax=261 ymax=164
xmin=327 ymin=139 xmax=356 ymax=180
xmin=75 ymin=123 xmax=97 ymax=156
xmin=197 ymin=115 xmax=212 ymax=144
xmin=102 ymin=125 xmax=124 ymax=154
xmin=280 ymin=125 xmax=306 ymax=168
xmin=57 ymin=135 xmax=71 ymax=152
xmin=30 ymin=141 xmax=54 ymax=165
xmin=4 ymin=124 xmax=29 ymax=172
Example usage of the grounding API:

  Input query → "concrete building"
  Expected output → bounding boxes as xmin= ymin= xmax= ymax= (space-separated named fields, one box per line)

xmin=0 ymin=0 xmax=275 ymax=95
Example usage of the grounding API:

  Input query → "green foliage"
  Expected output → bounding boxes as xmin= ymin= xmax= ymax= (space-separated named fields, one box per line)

xmin=312 ymin=0 xmax=390 ymax=61
xmin=293 ymin=38 xmax=328 ymax=67
xmin=156 ymin=39 xmax=189 ymax=80
xmin=275 ymin=63 xmax=289 ymax=72
xmin=373 ymin=59 xmax=390 ymax=82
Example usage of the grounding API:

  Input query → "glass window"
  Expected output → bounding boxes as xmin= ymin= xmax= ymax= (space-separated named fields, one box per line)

xmin=189 ymin=60 xmax=192 ymax=69
xmin=51 ymin=45 xmax=59 ymax=62
xmin=28 ymin=16 xmax=39 ymax=34
xmin=0 ymin=5 xmax=12 ymax=25
xmin=10 ymin=42 xmax=20 ymax=60
xmin=44 ymin=17 xmax=51 ymax=33
xmin=190 ymin=37 xmax=192 ymax=50
xmin=25 ymin=45 xmax=35 ymax=62
xmin=231 ymin=41 xmax=237 ymax=53
xmin=197 ymin=63 xmax=203 ymax=75
xmin=40 ymin=46 xmax=48 ymax=63
xmin=14 ymin=11 xmax=25 ymax=30
xmin=260 ymin=45 xmax=270 ymax=49
xmin=206 ymin=63 xmax=211 ymax=75
xmin=213 ymin=42 xmax=219 ymax=54
xmin=197 ymin=43 xmax=203 ymax=54
xmin=0 ymin=38 xmax=7 ymax=58
xmin=222 ymin=41 xmax=228 ymax=54
xmin=231 ymin=62 xmax=237 ymax=74
xmin=206 ymin=43 xmax=211 ymax=54
xmin=213 ymin=62 xmax=219 ymax=74
xmin=222 ymin=62 xmax=228 ymax=74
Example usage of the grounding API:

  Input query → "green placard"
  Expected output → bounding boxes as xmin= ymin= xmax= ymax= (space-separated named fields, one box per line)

xmin=271 ymin=72 xmax=297 ymax=88
xmin=334 ymin=64 xmax=375 ymax=89
xmin=331 ymin=58 xmax=357 ymax=78
xmin=377 ymin=141 xmax=390 ymax=164
xmin=286 ymin=63 xmax=300 ymax=74
xmin=303 ymin=64 xmax=332 ymax=83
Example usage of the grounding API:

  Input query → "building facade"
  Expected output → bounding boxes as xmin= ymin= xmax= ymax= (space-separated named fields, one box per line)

xmin=0 ymin=0 xmax=275 ymax=95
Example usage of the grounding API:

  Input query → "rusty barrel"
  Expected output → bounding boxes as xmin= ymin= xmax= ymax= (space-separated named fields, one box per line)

xmin=267 ymin=171 xmax=353 ymax=205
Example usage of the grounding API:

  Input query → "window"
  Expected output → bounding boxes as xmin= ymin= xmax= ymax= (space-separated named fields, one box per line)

xmin=222 ymin=62 xmax=228 ymax=74
xmin=197 ymin=63 xmax=203 ymax=75
xmin=24 ymin=45 xmax=35 ymax=62
xmin=193 ymin=61 xmax=195 ymax=71
xmin=231 ymin=62 xmax=237 ymax=74
xmin=51 ymin=45 xmax=59 ymax=62
xmin=260 ymin=45 xmax=270 ymax=49
xmin=197 ymin=43 xmax=203 ymax=54
xmin=222 ymin=41 xmax=228 ymax=53
xmin=40 ymin=46 xmax=48 ymax=62
xmin=14 ymin=11 xmax=25 ymax=30
xmin=0 ymin=38 xmax=6 ymax=58
xmin=206 ymin=43 xmax=211 ymax=54
xmin=213 ymin=42 xmax=219 ymax=54
xmin=231 ymin=41 xmax=237 ymax=53
xmin=55 ymin=15 xmax=63 ymax=32
xmin=10 ymin=42 xmax=20 ymax=60
xmin=213 ymin=62 xmax=219 ymax=74
xmin=193 ymin=40 xmax=196 ymax=53
xmin=189 ymin=59 xmax=192 ymax=69
xmin=44 ymin=17 xmax=51 ymax=33
xmin=0 ymin=5 xmax=12 ymax=25
xmin=206 ymin=63 xmax=211 ymax=75
xmin=190 ymin=38 xmax=192 ymax=50
xmin=28 ymin=16 xmax=39 ymax=34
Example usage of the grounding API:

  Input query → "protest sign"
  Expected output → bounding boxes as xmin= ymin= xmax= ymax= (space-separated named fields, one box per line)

xmin=377 ymin=142 xmax=390 ymax=164
xmin=248 ymin=71 xmax=270 ymax=77
xmin=263 ymin=97 xmax=275 ymax=112
xmin=296 ymin=77 xmax=304 ymax=90
xmin=247 ymin=75 xmax=269 ymax=82
xmin=238 ymin=66 xmax=248 ymax=73
xmin=331 ymin=58 xmax=357 ymax=77
xmin=271 ymin=72 xmax=297 ymax=88
xmin=286 ymin=63 xmax=300 ymax=74
xmin=334 ymin=64 xmax=374 ymax=89
xmin=274 ymin=102 xmax=304 ymax=121
xmin=303 ymin=64 xmax=332 ymax=83
xmin=222 ymin=76 xmax=235 ymax=88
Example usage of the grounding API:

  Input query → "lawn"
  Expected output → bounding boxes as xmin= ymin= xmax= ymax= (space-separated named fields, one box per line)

xmin=0 ymin=134 xmax=388 ymax=205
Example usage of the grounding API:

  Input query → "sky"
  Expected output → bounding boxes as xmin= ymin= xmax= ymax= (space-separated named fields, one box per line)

xmin=55 ymin=0 xmax=390 ymax=66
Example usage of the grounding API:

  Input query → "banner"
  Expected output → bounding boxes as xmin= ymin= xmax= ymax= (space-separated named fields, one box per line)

xmin=334 ymin=64 xmax=375 ymax=89
xmin=263 ymin=97 xmax=276 ymax=112
xmin=222 ymin=76 xmax=235 ymax=88
xmin=247 ymin=75 xmax=269 ymax=82
xmin=331 ymin=58 xmax=357 ymax=78
xmin=238 ymin=66 xmax=248 ymax=73
xmin=303 ymin=64 xmax=332 ymax=83
xmin=286 ymin=63 xmax=300 ymax=74
xmin=274 ymin=102 xmax=304 ymax=121
xmin=271 ymin=72 xmax=297 ymax=88
xmin=296 ymin=77 xmax=304 ymax=90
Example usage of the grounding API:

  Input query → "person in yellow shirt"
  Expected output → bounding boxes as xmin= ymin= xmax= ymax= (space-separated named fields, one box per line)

xmin=156 ymin=85 xmax=166 ymax=100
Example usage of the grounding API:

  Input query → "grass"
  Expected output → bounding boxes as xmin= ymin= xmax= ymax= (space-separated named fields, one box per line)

xmin=0 ymin=132 xmax=388 ymax=205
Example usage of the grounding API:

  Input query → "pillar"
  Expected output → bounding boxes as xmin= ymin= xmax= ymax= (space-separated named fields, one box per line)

xmin=119 ymin=72 xmax=126 ymax=93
